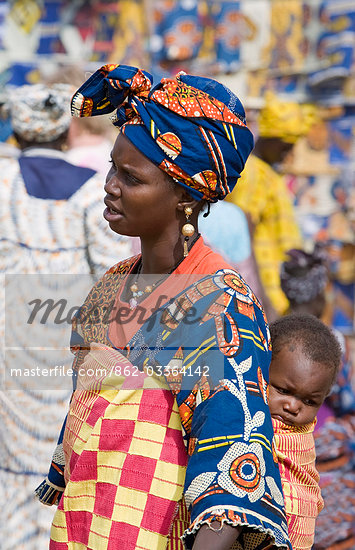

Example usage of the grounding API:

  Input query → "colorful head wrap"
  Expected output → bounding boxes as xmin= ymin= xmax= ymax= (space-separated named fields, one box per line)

xmin=71 ymin=64 xmax=254 ymax=201
xmin=4 ymin=83 xmax=73 ymax=143
xmin=258 ymin=91 xmax=317 ymax=144
xmin=280 ymin=246 xmax=328 ymax=304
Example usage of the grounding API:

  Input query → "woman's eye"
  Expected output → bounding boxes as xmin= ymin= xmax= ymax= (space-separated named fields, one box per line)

xmin=304 ymin=399 xmax=316 ymax=406
xmin=125 ymin=172 xmax=140 ymax=184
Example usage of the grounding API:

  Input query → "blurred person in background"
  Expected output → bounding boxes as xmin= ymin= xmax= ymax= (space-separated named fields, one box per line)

xmin=45 ymin=64 xmax=117 ymax=177
xmin=0 ymin=83 xmax=135 ymax=550
xmin=227 ymin=92 xmax=316 ymax=320
xmin=280 ymin=246 xmax=355 ymax=550
xmin=45 ymin=65 xmax=140 ymax=256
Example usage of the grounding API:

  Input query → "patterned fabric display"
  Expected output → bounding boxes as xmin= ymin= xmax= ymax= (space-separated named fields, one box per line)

xmin=263 ymin=0 xmax=304 ymax=72
xmin=43 ymin=239 xmax=291 ymax=550
xmin=313 ymin=341 xmax=355 ymax=550
xmin=309 ymin=1 xmax=355 ymax=88
xmin=273 ymin=418 xmax=324 ymax=550
xmin=36 ymin=0 xmax=61 ymax=55
xmin=71 ymin=64 xmax=254 ymax=201
xmin=110 ymin=0 xmax=149 ymax=68
xmin=211 ymin=0 xmax=257 ymax=73
xmin=149 ymin=0 xmax=202 ymax=63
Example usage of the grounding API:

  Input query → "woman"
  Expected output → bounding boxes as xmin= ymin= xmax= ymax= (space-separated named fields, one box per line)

xmin=37 ymin=65 xmax=291 ymax=550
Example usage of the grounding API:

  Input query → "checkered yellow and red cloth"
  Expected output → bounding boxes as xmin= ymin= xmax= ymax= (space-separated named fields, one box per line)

xmin=50 ymin=344 xmax=187 ymax=550
xmin=273 ymin=418 xmax=324 ymax=550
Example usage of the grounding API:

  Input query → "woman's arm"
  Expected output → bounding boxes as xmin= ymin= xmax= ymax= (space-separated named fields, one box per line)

xmin=193 ymin=522 xmax=242 ymax=549
xmin=176 ymin=274 xmax=290 ymax=549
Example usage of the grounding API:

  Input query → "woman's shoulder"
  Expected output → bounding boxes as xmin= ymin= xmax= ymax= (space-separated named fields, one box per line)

xmin=105 ymin=254 xmax=140 ymax=276
xmin=213 ymin=267 xmax=265 ymax=314
xmin=184 ymin=237 xmax=234 ymax=275
xmin=80 ymin=254 xmax=139 ymax=307
xmin=184 ymin=239 xmax=265 ymax=313
xmin=73 ymin=254 xmax=140 ymax=334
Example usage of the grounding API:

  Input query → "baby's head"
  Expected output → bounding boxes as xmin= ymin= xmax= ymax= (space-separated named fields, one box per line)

xmin=268 ymin=313 xmax=342 ymax=427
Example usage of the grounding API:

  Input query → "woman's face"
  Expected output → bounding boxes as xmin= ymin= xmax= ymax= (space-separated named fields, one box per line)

xmin=104 ymin=133 xmax=181 ymax=237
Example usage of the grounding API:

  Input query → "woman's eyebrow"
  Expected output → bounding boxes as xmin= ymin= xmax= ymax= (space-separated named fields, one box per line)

xmin=120 ymin=162 xmax=142 ymax=176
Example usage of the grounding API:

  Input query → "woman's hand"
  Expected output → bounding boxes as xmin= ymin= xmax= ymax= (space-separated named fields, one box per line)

xmin=192 ymin=521 xmax=242 ymax=550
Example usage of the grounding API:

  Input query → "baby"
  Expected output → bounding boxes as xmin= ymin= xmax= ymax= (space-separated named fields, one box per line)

xmin=268 ymin=313 xmax=342 ymax=550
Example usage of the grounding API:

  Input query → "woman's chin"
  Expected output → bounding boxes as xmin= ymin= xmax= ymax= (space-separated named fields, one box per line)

xmin=104 ymin=207 xmax=127 ymax=235
xmin=108 ymin=221 xmax=127 ymax=235
xmin=106 ymin=219 xmax=138 ymax=238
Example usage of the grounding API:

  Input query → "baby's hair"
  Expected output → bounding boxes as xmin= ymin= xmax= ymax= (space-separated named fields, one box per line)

xmin=269 ymin=313 xmax=342 ymax=391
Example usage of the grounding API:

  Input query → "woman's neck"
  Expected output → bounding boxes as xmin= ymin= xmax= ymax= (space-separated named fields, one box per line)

xmin=140 ymin=228 xmax=199 ymax=274
xmin=136 ymin=207 xmax=200 ymax=274
xmin=140 ymin=236 xmax=184 ymax=274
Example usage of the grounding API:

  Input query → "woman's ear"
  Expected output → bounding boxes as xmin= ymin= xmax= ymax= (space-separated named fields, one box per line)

xmin=176 ymin=191 xmax=201 ymax=213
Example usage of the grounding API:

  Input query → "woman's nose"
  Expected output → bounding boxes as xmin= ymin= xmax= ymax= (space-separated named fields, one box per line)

xmin=104 ymin=172 xmax=121 ymax=197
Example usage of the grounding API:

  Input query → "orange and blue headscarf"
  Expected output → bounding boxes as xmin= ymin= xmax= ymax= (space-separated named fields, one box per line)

xmin=71 ymin=64 xmax=254 ymax=202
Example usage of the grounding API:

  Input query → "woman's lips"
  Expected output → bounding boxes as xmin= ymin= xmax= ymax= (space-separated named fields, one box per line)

xmin=103 ymin=206 xmax=123 ymax=221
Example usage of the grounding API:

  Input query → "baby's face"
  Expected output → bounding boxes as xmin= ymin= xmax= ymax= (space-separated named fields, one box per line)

xmin=268 ymin=345 xmax=331 ymax=427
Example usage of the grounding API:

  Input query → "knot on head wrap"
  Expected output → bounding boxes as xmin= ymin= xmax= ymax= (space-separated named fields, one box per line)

xmin=281 ymin=246 xmax=328 ymax=304
xmin=5 ymin=83 xmax=73 ymax=143
xmin=71 ymin=64 xmax=254 ymax=201
xmin=258 ymin=91 xmax=318 ymax=144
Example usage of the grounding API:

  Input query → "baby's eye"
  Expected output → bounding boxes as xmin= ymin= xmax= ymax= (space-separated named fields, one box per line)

xmin=303 ymin=398 xmax=316 ymax=406
xmin=276 ymin=386 xmax=289 ymax=395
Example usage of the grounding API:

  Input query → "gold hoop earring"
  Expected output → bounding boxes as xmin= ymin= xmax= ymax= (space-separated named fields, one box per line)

xmin=182 ymin=206 xmax=194 ymax=257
